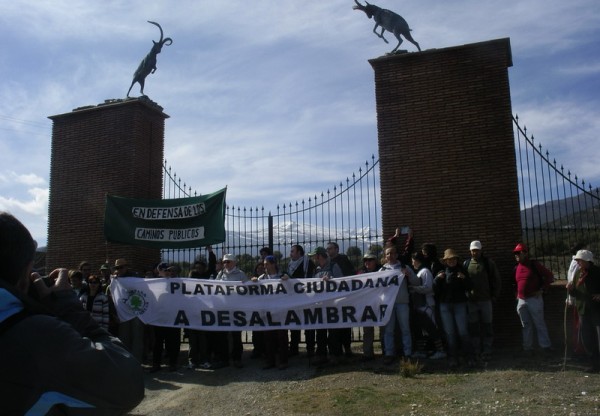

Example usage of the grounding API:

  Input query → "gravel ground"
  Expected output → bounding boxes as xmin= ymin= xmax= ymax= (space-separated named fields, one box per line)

xmin=129 ymin=344 xmax=600 ymax=416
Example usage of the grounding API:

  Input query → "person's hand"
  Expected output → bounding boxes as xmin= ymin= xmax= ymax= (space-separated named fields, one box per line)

xmin=322 ymin=274 xmax=330 ymax=281
xmin=49 ymin=268 xmax=71 ymax=291
xmin=206 ymin=245 xmax=213 ymax=252
xmin=29 ymin=271 xmax=42 ymax=283
xmin=457 ymin=272 xmax=465 ymax=279
xmin=250 ymin=276 xmax=258 ymax=282
xmin=280 ymin=273 xmax=290 ymax=281
xmin=31 ymin=268 xmax=70 ymax=299
xmin=436 ymin=272 xmax=446 ymax=279
xmin=592 ymin=294 xmax=600 ymax=302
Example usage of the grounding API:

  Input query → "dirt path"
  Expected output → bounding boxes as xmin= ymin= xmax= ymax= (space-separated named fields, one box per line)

xmin=130 ymin=346 xmax=599 ymax=416
xmin=130 ymin=347 xmax=318 ymax=416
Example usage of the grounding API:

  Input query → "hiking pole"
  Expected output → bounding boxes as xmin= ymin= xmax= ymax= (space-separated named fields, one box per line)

xmin=562 ymin=299 xmax=568 ymax=371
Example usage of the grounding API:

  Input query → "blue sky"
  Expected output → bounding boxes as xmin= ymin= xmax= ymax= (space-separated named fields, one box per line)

xmin=1 ymin=0 xmax=599 ymax=247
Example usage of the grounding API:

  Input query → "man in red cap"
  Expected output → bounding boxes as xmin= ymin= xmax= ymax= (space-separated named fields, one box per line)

xmin=513 ymin=243 xmax=554 ymax=355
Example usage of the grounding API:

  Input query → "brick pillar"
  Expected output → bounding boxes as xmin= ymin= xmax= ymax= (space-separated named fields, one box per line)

xmin=46 ymin=98 xmax=167 ymax=275
xmin=371 ymin=38 xmax=523 ymax=346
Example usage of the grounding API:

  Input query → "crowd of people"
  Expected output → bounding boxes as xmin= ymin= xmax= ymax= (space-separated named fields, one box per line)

xmin=4 ymin=207 xmax=599 ymax=414
xmin=60 ymin=227 xmax=598 ymax=375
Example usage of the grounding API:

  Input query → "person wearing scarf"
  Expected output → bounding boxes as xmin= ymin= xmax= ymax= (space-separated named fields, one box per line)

xmin=256 ymin=256 xmax=291 ymax=369
xmin=567 ymin=250 xmax=600 ymax=373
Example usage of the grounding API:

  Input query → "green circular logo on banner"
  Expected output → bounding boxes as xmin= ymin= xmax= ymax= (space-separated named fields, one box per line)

xmin=122 ymin=289 xmax=149 ymax=315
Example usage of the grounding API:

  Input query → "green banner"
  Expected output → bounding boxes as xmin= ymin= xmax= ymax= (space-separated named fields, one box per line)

xmin=104 ymin=188 xmax=226 ymax=249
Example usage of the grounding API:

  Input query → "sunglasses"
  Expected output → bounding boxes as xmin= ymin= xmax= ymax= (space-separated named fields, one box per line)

xmin=223 ymin=260 xmax=232 ymax=264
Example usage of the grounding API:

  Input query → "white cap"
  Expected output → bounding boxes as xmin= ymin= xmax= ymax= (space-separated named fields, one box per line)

xmin=222 ymin=254 xmax=236 ymax=262
xmin=470 ymin=240 xmax=482 ymax=250
xmin=574 ymin=249 xmax=594 ymax=263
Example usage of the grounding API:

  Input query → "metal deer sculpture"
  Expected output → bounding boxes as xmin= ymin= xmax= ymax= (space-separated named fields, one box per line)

xmin=127 ymin=21 xmax=173 ymax=97
xmin=353 ymin=0 xmax=421 ymax=53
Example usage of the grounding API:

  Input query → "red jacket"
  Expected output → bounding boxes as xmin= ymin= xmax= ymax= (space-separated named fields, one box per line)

xmin=514 ymin=259 xmax=554 ymax=299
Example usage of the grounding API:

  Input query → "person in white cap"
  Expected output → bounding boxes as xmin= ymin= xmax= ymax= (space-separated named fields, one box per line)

xmin=566 ymin=249 xmax=600 ymax=373
xmin=463 ymin=240 xmax=502 ymax=361
xmin=214 ymin=254 xmax=248 ymax=368
xmin=566 ymin=243 xmax=586 ymax=356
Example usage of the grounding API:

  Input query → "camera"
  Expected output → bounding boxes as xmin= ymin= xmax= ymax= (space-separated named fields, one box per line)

xmin=27 ymin=275 xmax=55 ymax=300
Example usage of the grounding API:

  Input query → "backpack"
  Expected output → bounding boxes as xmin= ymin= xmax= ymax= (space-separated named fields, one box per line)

xmin=464 ymin=256 xmax=496 ymax=295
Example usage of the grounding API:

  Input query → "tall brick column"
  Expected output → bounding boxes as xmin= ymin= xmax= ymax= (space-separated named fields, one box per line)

xmin=371 ymin=38 xmax=523 ymax=346
xmin=47 ymin=98 xmax=167 ymax=274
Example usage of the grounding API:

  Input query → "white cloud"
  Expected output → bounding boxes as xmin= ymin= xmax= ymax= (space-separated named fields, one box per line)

xmin=0 ymin=186 xmax=49 ymax=215
xmin=13 ymin=172 xmax=46 ymax=186
xmin=558 ymin=62 xmax=600 ymax=76
xmin=514 ymin=102 xmax=600 ymax=185
xmin=0 ymin=0 xmax=599 ymax=245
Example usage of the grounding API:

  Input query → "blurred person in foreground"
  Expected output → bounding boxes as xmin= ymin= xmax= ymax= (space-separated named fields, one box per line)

xmin=0 ymin=211 xmax=144 ymax=415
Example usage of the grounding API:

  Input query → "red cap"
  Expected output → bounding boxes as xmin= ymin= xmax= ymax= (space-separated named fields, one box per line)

xmin=513 ymin=243 xmax=528 ymax=253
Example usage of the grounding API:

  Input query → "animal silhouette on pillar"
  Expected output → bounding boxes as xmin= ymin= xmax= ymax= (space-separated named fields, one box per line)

xmin=127 ymin=21 xmax=173 ymax=97
xmin=352 ymin=0 xmax=421 ymax=53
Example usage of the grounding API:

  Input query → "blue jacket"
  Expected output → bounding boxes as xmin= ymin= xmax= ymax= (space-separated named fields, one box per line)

xmin=0 ymin=281 xmax=145 ymax=415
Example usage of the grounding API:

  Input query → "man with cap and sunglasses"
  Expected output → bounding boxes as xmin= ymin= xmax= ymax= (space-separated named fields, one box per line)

xmin=309 ymin=246 xmax=343 ymax=365
xmin=513 ymin=243 xmax=554 ymax=356
xmin=359 ymin=252 xmax=382 ymax=360
xmin=111 ymin=258 xmax=145 ymax=362
xmin=149 ymin=262 xmax=182 ymax=372
xmin=99 ymin=262 xmax=112 ymax=288
xmin=464 ymin=240 xmax=502 ymax=361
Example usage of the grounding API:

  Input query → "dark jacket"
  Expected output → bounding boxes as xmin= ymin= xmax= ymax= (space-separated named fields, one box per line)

xmin=331 ymin=254 xmax=355 ymax=277
xmin=567 ymin=263 xmax=600 ymax=316
xmin=433 ymin=264 xmax=472 ymax=303
xmin=289 ymin=257 xmax=316 ymax=278
xmin=0 ymin=281 xmax=145 ymax=415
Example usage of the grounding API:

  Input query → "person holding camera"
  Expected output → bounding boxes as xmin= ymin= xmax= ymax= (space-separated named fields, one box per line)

xmin=0 ymin=212 xmax=144 ymax=415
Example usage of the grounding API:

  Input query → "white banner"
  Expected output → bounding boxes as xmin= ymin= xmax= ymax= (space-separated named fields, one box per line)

xmin=110 ymin=269 xmax=402 ymax=331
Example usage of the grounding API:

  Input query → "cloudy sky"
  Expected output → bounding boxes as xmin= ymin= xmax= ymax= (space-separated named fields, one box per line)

xmin=1 ymin=0 xmax=598 ymax=247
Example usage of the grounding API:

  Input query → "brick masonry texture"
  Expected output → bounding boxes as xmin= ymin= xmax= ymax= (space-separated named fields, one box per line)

xmin=371 ymin=38 xmax=570 ymax=348
xmin=46 ymin=99 xmax=167 ymax=275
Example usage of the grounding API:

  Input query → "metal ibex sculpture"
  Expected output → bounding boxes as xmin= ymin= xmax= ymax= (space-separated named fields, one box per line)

xmin=353 ymin=1 xmax=421 ymax=53
xmin=127 ymin=21 xmax=173 ymax=97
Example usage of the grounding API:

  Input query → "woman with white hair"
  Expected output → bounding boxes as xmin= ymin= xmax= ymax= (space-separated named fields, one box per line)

xmin=566 ymin=249 xmax=600 ymax=373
